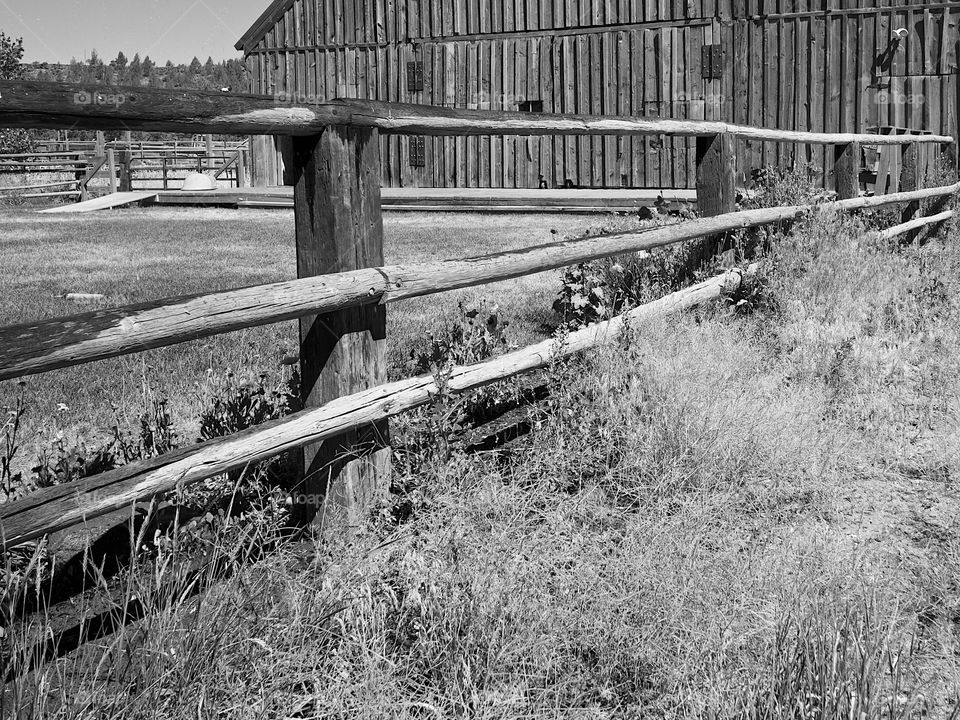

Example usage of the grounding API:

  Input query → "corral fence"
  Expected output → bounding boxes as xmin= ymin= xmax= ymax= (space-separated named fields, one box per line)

xmin=0 ymin=81 xmax=955 ymax=550
xmin=0 ymin=132 xmax=250 ymax=200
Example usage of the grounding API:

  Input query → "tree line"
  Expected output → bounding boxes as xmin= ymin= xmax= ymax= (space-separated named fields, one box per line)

xmin=0 ymin=32 xmax=250 ymax=152
xmin=27 ymin=51 xmax=248 ymax=93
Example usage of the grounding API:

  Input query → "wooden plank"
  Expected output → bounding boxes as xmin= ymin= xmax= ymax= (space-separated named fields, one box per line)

xmin=292 ymin=125 xmax=390 ymax=526
xmin=527 ymin=36 xmax=542 ymax=187
xmin=479 ymin=40 xmax=491 ymax=187
xmin=603 ymin=33 xmax=618 ymax=186
xmin=561 ymin=35 xmax=577 ymax=186
xmin=809 ymin=14 xmax=826 ymax=183
xmin=643 ymin=26 xmax=658 ymax=187
xmin=37 ymin=191 xmax=157 ymax=214
xmin=506 ymin=37 xmax=517 ymax=187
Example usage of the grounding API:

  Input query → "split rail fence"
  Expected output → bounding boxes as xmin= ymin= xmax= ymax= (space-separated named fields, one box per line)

xmin=0 ymin=81 xmax=955 ymax=551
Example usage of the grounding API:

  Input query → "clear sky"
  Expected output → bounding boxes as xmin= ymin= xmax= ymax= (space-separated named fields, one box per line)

xmin=0 ymin=0 xmax=269 ymax=65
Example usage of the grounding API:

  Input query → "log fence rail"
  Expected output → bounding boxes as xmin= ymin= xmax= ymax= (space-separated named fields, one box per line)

xmin=0 ymin=81 xmax=955 ymax=550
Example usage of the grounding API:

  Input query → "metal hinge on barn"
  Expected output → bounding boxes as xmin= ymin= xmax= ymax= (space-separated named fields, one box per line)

xmin=701 ymin=45 xmax=722 ymax=80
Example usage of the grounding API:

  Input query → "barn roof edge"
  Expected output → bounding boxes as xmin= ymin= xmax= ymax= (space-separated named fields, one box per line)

xmin=236 ymin=0 xmax=297 ymax=53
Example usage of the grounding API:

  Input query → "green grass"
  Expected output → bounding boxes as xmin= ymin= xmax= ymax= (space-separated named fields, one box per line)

xmin=4 ymin=204 xmax=960 ymax=718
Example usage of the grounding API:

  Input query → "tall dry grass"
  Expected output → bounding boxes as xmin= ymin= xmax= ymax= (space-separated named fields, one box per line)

xmin=3 ymin=206 xmax=960 ymax=718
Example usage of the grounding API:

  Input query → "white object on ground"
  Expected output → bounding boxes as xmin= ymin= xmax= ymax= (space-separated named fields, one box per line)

xmin=181 ymin=172 xmax=218 ymax=191
xmin=61 ymin=293 xmax=106 ymax=302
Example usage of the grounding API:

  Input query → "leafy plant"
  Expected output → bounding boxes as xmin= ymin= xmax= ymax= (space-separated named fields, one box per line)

xmin=407 ymin=300 xmax=510 ymax=375
xmin=1 ymin=383 xmax=25 ymax=498
xmin=553 ymin=263 xmax=611 ymax=329
xmin=197 ymin=369 xmax=300 ymax=442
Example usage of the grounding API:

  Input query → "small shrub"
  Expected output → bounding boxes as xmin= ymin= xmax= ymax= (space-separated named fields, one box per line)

xmin=553 ymin=262 xmax=611 ymax=329
xmin=553 ymin=243 xmax=727 ymax=330
xmin=406 ymin=299 xmax=510 ymax=375
xmin=197 ymin=369 xmax=300 ymax=442
xmin=746 ymin=164 xmax=833 ymax=210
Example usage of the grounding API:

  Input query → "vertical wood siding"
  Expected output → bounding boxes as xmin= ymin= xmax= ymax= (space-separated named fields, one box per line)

xmin=243 ymin=0 xmax=960 ymax=189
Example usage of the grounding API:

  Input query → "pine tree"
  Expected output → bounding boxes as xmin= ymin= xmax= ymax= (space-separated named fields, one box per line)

xmin=0 ymin=34 xmax=33 ymax=153
xmin=128 ymin=53 xmax=141 ymax=84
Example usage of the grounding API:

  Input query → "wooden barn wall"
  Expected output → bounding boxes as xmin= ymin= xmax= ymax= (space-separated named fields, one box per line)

xmin=725 ymin=3 xmax=960 ymax=188
xmin=243 ymin=0 xmax=960 ymax=189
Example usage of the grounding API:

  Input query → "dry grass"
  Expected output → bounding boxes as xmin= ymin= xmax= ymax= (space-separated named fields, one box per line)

xmin=3 ymin=205 xmax=960 ymax=718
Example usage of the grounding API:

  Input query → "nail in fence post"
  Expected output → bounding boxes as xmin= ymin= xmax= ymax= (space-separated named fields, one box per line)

xmin=292 ymin=125 xmax=391 ymax=531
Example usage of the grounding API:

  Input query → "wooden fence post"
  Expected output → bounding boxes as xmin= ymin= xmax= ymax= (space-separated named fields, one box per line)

xmin=696 ymin=132 xmax=736 ymax=217
xmin=238 ymin=150 xmax=248 ymax=188
xmin=73 ymin=153 xmax=88 ymax=202
xmin=692 ymin=132 xmax=736 ymax=268
xmin=900 ymin=141 xmax=922 ymax=240
xmin=833 ymin=142 xmax=860 ymax=199
xmin=106 ymin=148 xmax=118 ymax=194
xmin=119 ymin=131 xmax=132 ymax=192
xmin=292 ymin=125 xmax=391 ymax=529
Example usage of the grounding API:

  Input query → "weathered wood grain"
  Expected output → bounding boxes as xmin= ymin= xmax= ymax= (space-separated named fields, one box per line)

xmin=696 ymin=132 xmax=736 ymax=215
xmin=293 ymin=125 xmax=391 ymax=526
xmin=0 ymin=270 xmax=742 ymax=550
xmin=876 ymin=209 xmax=955 ymax=242
xmin=833 ymin=142 xmax=861 ymax=200
xmin=0 ymin=81 xmax=952 ymax=143
xmin=2 ymin=180 xmax=958 ymax=382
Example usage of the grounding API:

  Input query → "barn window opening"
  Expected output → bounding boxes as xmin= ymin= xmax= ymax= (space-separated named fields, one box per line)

xmin=409 ymin=136 xmax=426 ymax=167
xmin=518 ymin=100 xmax=544 ymax=113
xmin=406 ymin=62 xmax=424 ymax=92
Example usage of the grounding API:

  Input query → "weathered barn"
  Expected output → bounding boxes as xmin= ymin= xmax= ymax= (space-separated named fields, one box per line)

xmin=236 ymin=0 xmax=960 ymax=190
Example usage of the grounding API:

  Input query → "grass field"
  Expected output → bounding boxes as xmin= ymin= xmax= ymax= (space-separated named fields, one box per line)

xmin=4 ymin=203 xmax=960 ymax=718
xmin=0 ymin=207 xmax=625 ymax=459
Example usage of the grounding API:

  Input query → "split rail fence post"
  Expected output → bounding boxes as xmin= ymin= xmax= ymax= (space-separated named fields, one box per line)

xmin=693 ymin=132 xmax=736 ymax=267
xmin=833 ymin=142 xmax=860 ymax=200
xmin=900 ymin=141 xmax=922 ymax=241
xmin=696 ymin=132 xmax=736 ymax=217
xmin=119 ymin=131 xmax=132 ymax=192
xmin=292 ymin=125 xmax=391 ymax=529
xmin=106 ymin=148 xmax=118 ymax=193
